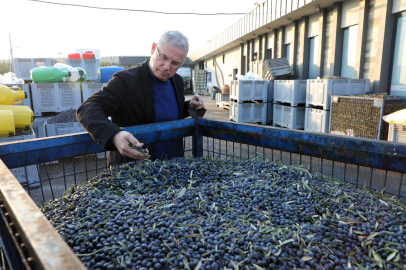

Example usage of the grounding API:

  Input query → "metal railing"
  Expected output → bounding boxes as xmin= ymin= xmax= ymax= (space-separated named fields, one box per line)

xmin=0 ymin=118 xmax=405 ymax=269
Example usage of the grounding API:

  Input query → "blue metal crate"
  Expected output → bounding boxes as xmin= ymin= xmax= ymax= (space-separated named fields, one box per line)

xmin=0 ymin=119 xmax=406 ymax=269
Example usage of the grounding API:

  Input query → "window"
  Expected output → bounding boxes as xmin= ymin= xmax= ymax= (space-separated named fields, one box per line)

xmin=286 ymin=44 xmax=291 ymax=65
xmin=223 ymin=54 xmax=225 ymax=64
xmin=341 ymin=25 xmax=358 ymax=79
xmin=252 ymin=52 xmax=258 ymax=61
xmin=267 ymin=49 xmax=273 ymax=59
xmin=309 ymin=36 xmax=319 ymax=79
xmin=390 ymin=13 xmax=406 ymax=95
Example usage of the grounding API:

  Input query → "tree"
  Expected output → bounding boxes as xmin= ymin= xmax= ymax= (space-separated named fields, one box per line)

xmin=100 ymin=62 xmax=111 ymax=67
xmin=0 ymin=62 xmax=12 ymax=75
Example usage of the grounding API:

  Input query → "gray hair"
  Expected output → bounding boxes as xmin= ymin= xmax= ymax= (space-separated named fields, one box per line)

xmin=157 ymin=30 xmax=189 ymax=57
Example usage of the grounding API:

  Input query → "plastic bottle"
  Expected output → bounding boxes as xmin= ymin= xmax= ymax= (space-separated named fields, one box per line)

xmin=30 ymin=67 xmax=71 ymax=83
xmin=0 ymin=84 xmax=26 ymax=105
xmin=0 ymin=110 xmax=16 ymax=137
xmin=54 ymin=63 xmax=79 ymax=82
xmin=0 ymin=105 xmax=34 ymax=129
xmin=76 ymin=67 xmax=87 ymax=82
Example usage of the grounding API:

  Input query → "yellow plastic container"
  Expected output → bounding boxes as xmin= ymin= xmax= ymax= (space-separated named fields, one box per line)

xmin=0 ymin=105 xmax=34 ymax=129
xmin=0 ymin=110 xmax=16 ymax=137
xmin=0 ymin=84 xmax=26 ymax=105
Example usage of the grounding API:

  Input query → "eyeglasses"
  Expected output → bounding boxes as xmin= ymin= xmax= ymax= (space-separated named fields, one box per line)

xmin=156 ymin=45 xmax=182 ymax=68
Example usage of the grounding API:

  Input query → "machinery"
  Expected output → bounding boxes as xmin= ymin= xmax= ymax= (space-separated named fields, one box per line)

xmin=0 ymin=84 xmax=34 ymax=137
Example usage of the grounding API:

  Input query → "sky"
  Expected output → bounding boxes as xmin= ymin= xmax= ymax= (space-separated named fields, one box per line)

xmin=0 ymin=0 xmax=259 ymax=60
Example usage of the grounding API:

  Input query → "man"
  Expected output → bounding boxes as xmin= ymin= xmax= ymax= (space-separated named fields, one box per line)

xmin=77 ymin=30 xmax=205 ymax=165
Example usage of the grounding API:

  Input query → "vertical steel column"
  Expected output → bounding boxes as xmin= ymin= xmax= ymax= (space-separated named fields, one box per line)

xmin=354 ymin=0 xmax=369 ymax=79
xmin=193 ymin=121 xmax=203 ymax=158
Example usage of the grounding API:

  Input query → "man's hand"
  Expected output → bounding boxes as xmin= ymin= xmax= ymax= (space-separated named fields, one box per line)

xmin=112 ymin=131 xmax=149 ymax=159
xmin=188 ymin=94 xmax=205 ymax=110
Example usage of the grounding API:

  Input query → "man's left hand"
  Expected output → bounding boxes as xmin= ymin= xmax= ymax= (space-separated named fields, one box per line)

xmin=188 ymin=94 xmax=205 ymax=110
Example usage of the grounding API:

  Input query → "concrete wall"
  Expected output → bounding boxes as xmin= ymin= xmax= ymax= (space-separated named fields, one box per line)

xmin=192 ymin=0 xmax=406 ymax=94
xmin=393 ymin=0 xmax=406 ymax=13
xmin=204 ymin=46 xmax=241 ymax=89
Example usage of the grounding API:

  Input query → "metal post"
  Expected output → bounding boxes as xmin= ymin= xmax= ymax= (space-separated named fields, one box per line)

xmin=9 ymin=33 xmax=14 ymax=73
xmin=193 ymin=121 xmax=203 ymax=158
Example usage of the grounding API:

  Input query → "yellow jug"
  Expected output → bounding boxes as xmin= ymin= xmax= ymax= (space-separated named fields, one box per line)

xmin=0 ymin=110 xmax=16 ymax=137
xmin=0 ymin=105 xmax=34 ymax=129
xmin=0 ymin=84 xmax=26 ymax=105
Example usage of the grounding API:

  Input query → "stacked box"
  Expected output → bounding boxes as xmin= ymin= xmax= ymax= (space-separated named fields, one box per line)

xmin=304 ymin=108 xmax=330 ymax=133
xmin=267 ymin=102 xmax=273 ymax=124
xmin=274 ymin=80 xmax=307 ymax=106
xmin=273 ymin=104 xmax=305 ymax=129
xmin=192 ymin=70 xmax=207 ymax=95
xmin=229 ymin=102 xmax=267 ymax=124
xmin=82 ymin=82 xmax=105 ymax=101
xmin=0 ymin=127 xmax=40 ymax=188
xmin=44 ymin=120 xmax=86 ymax=137
xmin=65 ymin=59 xmax=101 ymax=81
xmin=13 ymin=58 xmax=57 ymax=81
xmin=262 ymin=58 xmax=294 ymax=80
xmin=388 ymin=124 xmax=406 ymax=143
xmin=31 ymin=83 xmax=82 ymax=116
xmin=230 ymin=80 xmax=268 ymax=102
xmin=216 ymin=93 xmax=229 ymax=109
xmin=306 ymin=78 xmax=369 ymax=110
xmin=330 ymin=95 xmax=406 ymax=140
xmin=32 ymin=116 xmax=50 ymax=138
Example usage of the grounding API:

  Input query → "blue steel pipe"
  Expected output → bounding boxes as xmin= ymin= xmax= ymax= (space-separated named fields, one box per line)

xmin=0 ymin=119 xmax=196 ymax=169
xmin=197 ymin=119 xmax=406 ymax=174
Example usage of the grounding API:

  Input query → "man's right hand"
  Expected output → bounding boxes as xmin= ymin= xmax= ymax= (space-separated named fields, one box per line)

xmin=112 ymin=131 xmax=149 ymax=159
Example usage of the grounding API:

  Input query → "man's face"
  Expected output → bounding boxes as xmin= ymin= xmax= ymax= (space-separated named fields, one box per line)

xmin=150 ymin=42 xmax=185 ymax=81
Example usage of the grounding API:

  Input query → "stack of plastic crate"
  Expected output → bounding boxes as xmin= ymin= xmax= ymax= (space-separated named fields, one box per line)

xmin=13 ymin=58 xmax=57 ymax=81
xmin=82 ymin=82 xmax=106 ymax=101
xmin=273 ymin=80 xmax=307 ymax=129
xmin=65 ymin=59 xmax=101 ymax=81
xmin=305 ymin=78 xmax=369 ymax=133
xmin=192 ymin=70 xmax=207 ymax=95
xmin=30 ymin=82 xmax=82 ymax=117
xmin=229 ymin=80 xmax=268 ymax=124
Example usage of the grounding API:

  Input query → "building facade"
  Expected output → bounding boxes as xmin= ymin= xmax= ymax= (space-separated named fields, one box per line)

xmin=189 ymin=0 xmax=406 ymax=95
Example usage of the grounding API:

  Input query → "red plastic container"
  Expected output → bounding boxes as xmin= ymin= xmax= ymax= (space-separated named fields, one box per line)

xmin=68 ymin=53 xmax=81 ymax=59
xmin=82 ymin=51 xmax=95 ymax=59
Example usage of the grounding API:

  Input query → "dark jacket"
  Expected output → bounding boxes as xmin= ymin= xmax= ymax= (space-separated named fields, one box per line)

xmin=76 ymin=60 xmax=190 ymax=165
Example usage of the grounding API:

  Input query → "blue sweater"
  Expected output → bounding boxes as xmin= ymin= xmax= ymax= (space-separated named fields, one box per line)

xmin=151 ymin=73 xmax=179 ymax=123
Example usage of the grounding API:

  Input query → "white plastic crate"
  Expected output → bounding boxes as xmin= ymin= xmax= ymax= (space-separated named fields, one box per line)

xmin=267 ymin=80 xmax=274 ymax=102
xmin=273 ymin=104 xmax=305 ymax=129
xmin=230 ymin=102 xmax=267 ymax=124
xmin=304 ymin=108 xmax=330 ymax=133
xmin=32 ymin=116 xmax=50 ymax=138
xmin=44 ymin=120 xmax=86 ymax=137
xmin=4 ymin=84 xmax=32 ymax=109
xmin=306 ymin=79 xmax=369 ymax=110
xmin=230 ymin=80 xmax=268 ymax=102
xmin=82 ymin=82 xmax=105 ymax=101
xmin=13 ymin=58 xmax=56 ymax=81
xmin=31 ymin=83 xmax=82 ymax=116
xmin=216 ymin=93 xmax=229 ymax=108
xmin=388 ymin=124 xmax=406 ymax=143
xmin=274 ymin=80 xmax=307 ymax=106
xmin=0 ymin=127 xmax=40 ymax=188
xmin=267 ymin=102 xmax=273 ymax=124
xmin=65 ymin=59 xmax=101 ymax=81
xmin=349 ymin=79 xmax=370 ymax=95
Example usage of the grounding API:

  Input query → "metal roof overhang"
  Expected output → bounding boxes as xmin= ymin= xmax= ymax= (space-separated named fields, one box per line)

xmin=189 ymin=0 xmax=344 ymax=62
